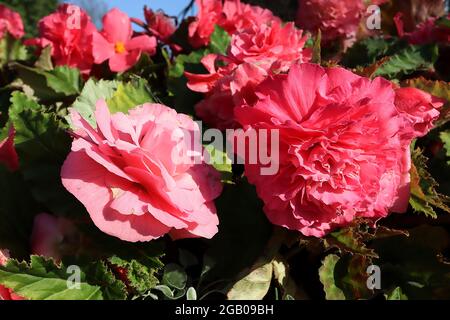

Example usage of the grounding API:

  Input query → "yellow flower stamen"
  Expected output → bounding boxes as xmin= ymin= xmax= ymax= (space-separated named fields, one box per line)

xmin=115 ymin=42 xmax=126 ymax=54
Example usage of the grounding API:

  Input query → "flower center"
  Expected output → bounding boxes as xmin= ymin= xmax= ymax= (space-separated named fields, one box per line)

xmin=115 ymin=42 xmax=126 ymax=54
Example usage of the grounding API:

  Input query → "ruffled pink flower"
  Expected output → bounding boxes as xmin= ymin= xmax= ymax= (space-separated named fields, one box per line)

xmin=188 ymin=0 xmax=278 ymax=48
xmin=92 ymin=8 xmax=157 ymax=73
xmin=394 ymin=13 xmax=450 ymax=45
xmin=228 ymin=21 xmax=311 ymax=72
xmin=25 ymin=4 xmax=96 ymax=75
xmin=0 ymin=126 xmax=19 ymax=172
xmin=144 ymin=7 xmax=176 ymax=43
xmin=31 ymin=213 xmax=78 ymax=262
xmin=296 ymin=0 xmax=365 ymax=44
xmin=219 ymin=0 xmax=279 ymax=35
xmin=234 ymin=63 xmax=443 ymax=237
xmin=188 ymin=0 xmax=222 ymax=48
xmin=61 ymin=100 xmax=222 ymax=242
xmin=0 ymin=249 xmax=24 ymax=300
xmin=0 ymin=4 xmax=24 ymax=39
xmin=186 ymin=21 xmax=311 ymax=129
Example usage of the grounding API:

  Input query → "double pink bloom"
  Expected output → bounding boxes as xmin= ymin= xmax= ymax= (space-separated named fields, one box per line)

xmin=188 ymin=0 xmax=278 ymax=48
xmin=0 ymin=4 xmax=24 ymax=39
xmin=186 ymin=19 xmax=311 ymax=129
xmin=234 ymin=63 xmax=442 ymax=237
xmin=61 ymin=101 xmax=222 ymax=242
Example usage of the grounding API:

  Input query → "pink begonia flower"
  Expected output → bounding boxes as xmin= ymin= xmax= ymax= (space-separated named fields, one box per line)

xmin=92 ymin=8 xmax=157 ymax=73
xmin=186 ymin=21 xmax=311 ymax=129
xmin=144 ymin=7 xmax=176 ymax=43
xmin=296 ymin=0 xmax=366 ymax=44
xmin=0 ymin=249 xmax=24 ymax=300
xmin=31 ymin=213 xmax=78 ymax=262
xmin=394 ymin=13 xmax=450 ymax=45
xmin=0 ymin=126 xmax=19 ymax=172
xmin=234 ymin=63 xmax=443 ymax=237
xmin=188 ymin=0 xmax=278 ymax=49
xmin=61 ymin=100 xmax=222 ymax=242
xmin=25 ymin=4 xmax=96 ymax=75
xmin=188 ymin=0 xmax=222 ymax=48
xmin=0 ymin=4 xmax=24 ymax=39
xmin=219 ymin=0 xmax=279 ymax=35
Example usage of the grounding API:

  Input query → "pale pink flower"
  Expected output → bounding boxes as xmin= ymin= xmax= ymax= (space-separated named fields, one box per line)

xmin=31 ymin=213 xmax=78 ymax=262
xmin=0 ymin=4 xmax=24 ymax=39
xmin=234 ymin=63 xmax=443 ymax=237
xmin=61 ymin=100 xmax=222 ymax=242
xmin=92 ymin=8 xmax=157 ymax=72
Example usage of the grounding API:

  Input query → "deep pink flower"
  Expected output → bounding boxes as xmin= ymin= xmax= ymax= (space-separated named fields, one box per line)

xmin=394 ymin=13 xmax=450 ymax=45
xmin=296 ymin=0 xmax=365 ymax=44
xmin=0 ymin=126 xmax=19 ymax=172
xmin=188 ymin=0 xmax=222 ymax=48
xmin=228 ymin=21 xmax=311 ymax=72
xmin=0 ymin=4 xmax=24 ymax=39
xmin=31 ymin=213 xmax=78 ymax=262
xmin=219 ymin=0 xmax=279 ymax=35
xmin=25 ymin=4 xmax=96 ymax=75
xmin=144 ymin=7 xmax=176 ymax=43
xmin=0 ymin=249 xmax=24 ymax=300
xmin=234 ymin=63 xmax=443 ymax=237
xmin=188 ymin=0 xmax=278 ymax=49
xmin=186 ymin=21 xmax=311 ymax=129
xmin=92 ymin=8 xmax=157 ymax=73
xmin=61 ymin=100 xmax=222 ymax=242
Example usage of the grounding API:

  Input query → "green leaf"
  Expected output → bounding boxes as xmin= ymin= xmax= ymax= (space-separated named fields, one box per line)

xmin=203 ymin=181 xmax=273 ymax=281
xmin=373 ymin=44 xmax=439 ymax=79
xmin=371 ymin=225 xmax=450 ymax=299
xmin=186 ymin=287 xmax=197 ymax=300
xmin=71 ymin=79 xmax=119 ymax=127
xmin=410 ymin=148 xmax=450 ymax=218
xmin=109 ymin=256 xmax=160 ymax=294
xmin=325 ymin=225 xmax=378 ymax=258
xmin=227 ymin=260 xmax=273 ymax=300
xmin=0 ymin=33 xmax=28 ymax=66
xmin=385 ymin=287 xmax=408 ymax=300
xmin=9 ymin=91 xmax=83 ymax=216
xmin=209 ymin=25 xmax=231 ymax=54
xmin=341 ymin=37 xmax=403 ymax=68
xmin=311 ymin=30 xmax=321 ymax=65
xmin=334 ymin=254 xmax=374 ymax=299
xmin=45 ymin=66 xmax=81 ymax=96
xmin=34 ymin=45 xmax=53 ymax=71
xmin=204 ymin=144 xmax=233 ymax=183
xmin=319 ymin=254 xmax=345 ymax=300
xmin=13 ymin=64 xmax=81 ymax=102
xmin=0 ymin=256 xmax=105 ymax=300
xmin=162 ymin=263 xmax=187 ymax=290
xmin=0 ymin=166 xmax=38 ymax=258
xmin=83 ymin=260 xmax=127 ymax=300
xmin=106 ymin=78 xmax=154 ymax=114
xmin=166 ymin=49 xmax=210 ymax=115
xmin=441 ymin=131 xmax=450 ymax=165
